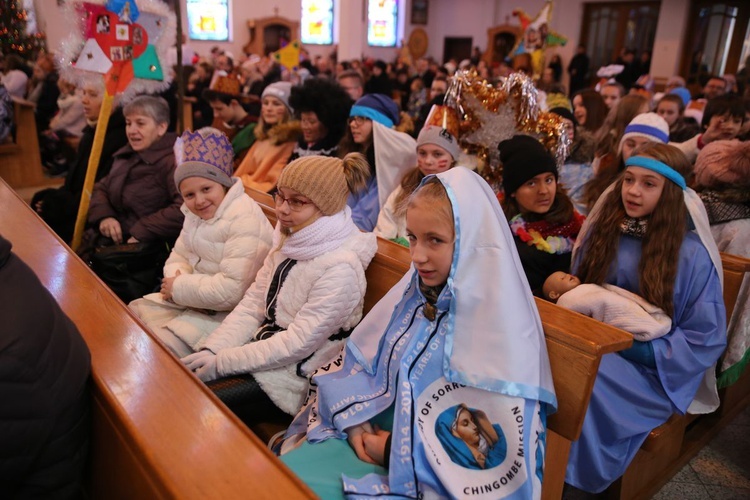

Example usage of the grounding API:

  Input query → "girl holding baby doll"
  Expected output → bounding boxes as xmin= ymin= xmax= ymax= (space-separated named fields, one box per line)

xmin=279 ymin=168 xmax=556 ymax=500
xmin=565 ymin=142 xmax=726 ymax=493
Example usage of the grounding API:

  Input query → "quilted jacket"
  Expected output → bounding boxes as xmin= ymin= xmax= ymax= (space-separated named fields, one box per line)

xmin=201 ymin=229 xmax=377 ymax=414
xmin=165 ymin=179 xmax=274 ymax=311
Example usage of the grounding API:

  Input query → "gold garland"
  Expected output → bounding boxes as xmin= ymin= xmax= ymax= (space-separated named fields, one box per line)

xmin=446 ymin=70 xmax=570 ymax=193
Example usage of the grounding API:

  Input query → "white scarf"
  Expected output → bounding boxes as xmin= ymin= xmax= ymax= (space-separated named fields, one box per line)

xmin=273 ymin=206 xmax=358 ymax=261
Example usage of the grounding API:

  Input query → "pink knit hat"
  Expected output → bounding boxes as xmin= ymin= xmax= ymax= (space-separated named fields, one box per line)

xmin=694 ymin=140 xmax=750 ymax=188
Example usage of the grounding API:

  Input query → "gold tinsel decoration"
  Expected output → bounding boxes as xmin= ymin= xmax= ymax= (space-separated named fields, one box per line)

xmin=446 ymin=70 xmax=570 ymax=194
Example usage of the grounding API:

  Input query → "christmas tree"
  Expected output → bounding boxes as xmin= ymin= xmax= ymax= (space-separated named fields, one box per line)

xmin=0 ymin=0 xmax=47 ymax=58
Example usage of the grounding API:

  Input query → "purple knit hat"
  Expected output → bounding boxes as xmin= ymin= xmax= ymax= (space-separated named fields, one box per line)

xmin=174 ymin=128 xmax=235 ymax=189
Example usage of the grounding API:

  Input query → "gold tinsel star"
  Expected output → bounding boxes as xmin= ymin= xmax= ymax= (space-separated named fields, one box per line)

xmin=461 ymin=94 xmax=517 ymax=153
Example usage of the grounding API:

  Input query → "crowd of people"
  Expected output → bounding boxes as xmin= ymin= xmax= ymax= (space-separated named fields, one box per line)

xmin=1 ymin=40 xmax=749 ymax=499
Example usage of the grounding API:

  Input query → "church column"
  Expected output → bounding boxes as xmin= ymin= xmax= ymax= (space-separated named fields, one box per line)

xmin=336 ymin=0 xmax=366 ymax=61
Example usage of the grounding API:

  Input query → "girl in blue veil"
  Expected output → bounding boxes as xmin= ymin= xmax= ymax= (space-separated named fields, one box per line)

xmin=279 ymin=168 xmax=556 ymax=499
xmin=567 ymin=143 xmax=726 ymax=493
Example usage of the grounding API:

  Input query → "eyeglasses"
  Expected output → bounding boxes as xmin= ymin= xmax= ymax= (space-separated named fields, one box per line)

xmin=274 ymin=192 xmax=313 ymax=211
xmin=349 ymin=116 xmax=370 ymax=126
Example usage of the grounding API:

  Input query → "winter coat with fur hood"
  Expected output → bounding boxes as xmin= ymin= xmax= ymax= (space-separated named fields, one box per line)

xmin=234 ymin=120 xmax=301 ymax=193
xmin=201 ymin=228 xmax=377 ymax=415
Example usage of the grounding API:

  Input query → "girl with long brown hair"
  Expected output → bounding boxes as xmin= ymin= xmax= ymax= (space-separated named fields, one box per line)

xmin=565 ymin=142 xmax=726 ymax=494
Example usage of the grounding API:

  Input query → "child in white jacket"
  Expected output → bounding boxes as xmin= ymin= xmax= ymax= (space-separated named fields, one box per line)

xmin=130 ymin=128 xmax=274 ymax=356
xmin=182 ymin=153 xmax=378 ymax=418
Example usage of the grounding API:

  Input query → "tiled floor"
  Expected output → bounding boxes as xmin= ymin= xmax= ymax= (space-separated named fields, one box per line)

xmin=653 ymin=405 xmax=750 ymax=499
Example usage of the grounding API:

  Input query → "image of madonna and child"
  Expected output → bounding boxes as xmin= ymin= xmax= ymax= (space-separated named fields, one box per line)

xmin=563 ymin=142 xmax=726 ymax=494
xmin=180 ymin=153 xmax=378 ymax=422
xmin=278 ymin=167 xmax=556 ymax=500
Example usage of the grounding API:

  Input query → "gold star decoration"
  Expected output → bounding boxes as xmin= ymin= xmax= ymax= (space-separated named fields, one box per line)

xmin=462 ymin=94 xmax=517 ymax=152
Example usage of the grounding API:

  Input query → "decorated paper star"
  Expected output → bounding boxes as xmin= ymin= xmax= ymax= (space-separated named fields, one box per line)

xmin=272 ymin=40 xmax=301 ymax=71
xmin=512 ymin=1 xmax=567 ymax=55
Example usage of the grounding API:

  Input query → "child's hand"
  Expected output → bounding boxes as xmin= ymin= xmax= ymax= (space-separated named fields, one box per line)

xmin=346 ymin=422 xmax=377 ymax=464
xmin=161 ymin=270 xmax=181 ymax=301
xmin=362 ymin=426 xmax=391 ymax=467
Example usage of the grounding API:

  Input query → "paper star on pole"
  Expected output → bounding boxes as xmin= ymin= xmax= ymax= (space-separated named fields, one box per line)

xmin=272 ymin=40 xmax=301 ymax=71
xmin=512 ymin=1 xmax=567 ymax=55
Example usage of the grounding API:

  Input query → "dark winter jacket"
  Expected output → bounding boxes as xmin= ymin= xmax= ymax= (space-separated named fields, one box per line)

xmin=0 ymin=234 xmax=91 ymax=499
xmin=87 ymin=132 xmax=183 ymax=243
xmin=31 ymin=109 xmax=128 ymax=244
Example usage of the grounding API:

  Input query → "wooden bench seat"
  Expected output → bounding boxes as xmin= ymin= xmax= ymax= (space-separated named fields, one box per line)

xmin=0 ymin=98 xmax=62 ymax=190
xmin=0 ymin=179 xmax=314 ymax=499
xmin=245 ymin=187 xmax=633 ymax=500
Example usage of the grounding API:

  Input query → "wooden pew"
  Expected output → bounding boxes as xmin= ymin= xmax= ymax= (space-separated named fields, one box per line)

xmin=609 ymin=252 xmax=750 ymax=499
xmin=182 ymin=96 xmax=197 ymax=133
xmin=0 ymin=97 xmax=62 ymax=189
xmin=0 ymin=179 xmax=314 ymax=499
xmin=245 ymin=187 xmax=633 ymax=500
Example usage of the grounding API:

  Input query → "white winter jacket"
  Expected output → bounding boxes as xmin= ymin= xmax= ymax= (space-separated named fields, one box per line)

xmin=166 ymin=179 xmax=273 ymax=310
xmin=201 ymin=228 xmax=377 ymax=414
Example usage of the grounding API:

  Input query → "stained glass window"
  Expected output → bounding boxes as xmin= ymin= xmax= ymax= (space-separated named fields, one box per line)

xmin=301 ymin=0 xmax=334 ymax=45
xmin=187 ymin=0 xmax=230 ymax=41
xmin=368 ymin=0 xmax=398 ymax=47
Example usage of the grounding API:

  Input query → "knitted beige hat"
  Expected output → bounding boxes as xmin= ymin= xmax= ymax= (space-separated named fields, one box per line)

xmin=277 ymin=156 xmax=350 ymax=215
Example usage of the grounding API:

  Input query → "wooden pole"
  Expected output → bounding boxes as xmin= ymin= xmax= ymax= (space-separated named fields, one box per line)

xmin=71 ymin=92 xmax=114 ymax=251
xmin=174 ymin=0 xmax=185 ymax=132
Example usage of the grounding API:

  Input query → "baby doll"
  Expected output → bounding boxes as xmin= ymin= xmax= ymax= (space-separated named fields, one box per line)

xmin=543 ymin=271 xmax=671 ymax=341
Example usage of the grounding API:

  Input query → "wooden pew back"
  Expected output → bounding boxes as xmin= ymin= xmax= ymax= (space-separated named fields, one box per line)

xmin=720 ymin=252 xmax=750 ymax=322
xmin=245 ymin=187 xmax=632 ymax=499
xmin=0 ymin=98 xmax=62 ymax=190
xmin=0 ymin=180 xmax=313 ymax=500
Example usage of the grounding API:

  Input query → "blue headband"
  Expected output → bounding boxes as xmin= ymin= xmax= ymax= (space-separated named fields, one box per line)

xmin=350 ymin=105 xmax=394 ymax=128
xmin=624 ymin=156 xmax=687 ymax=190
xmin=623 ymin=124 xmax=669 ymax=143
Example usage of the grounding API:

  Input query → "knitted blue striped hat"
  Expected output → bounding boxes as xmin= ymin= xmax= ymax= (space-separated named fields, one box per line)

xmin=350 ymin=94 xmax=400 ymax=128
xmin=618 ymin=112 xmax=670 ymax=153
